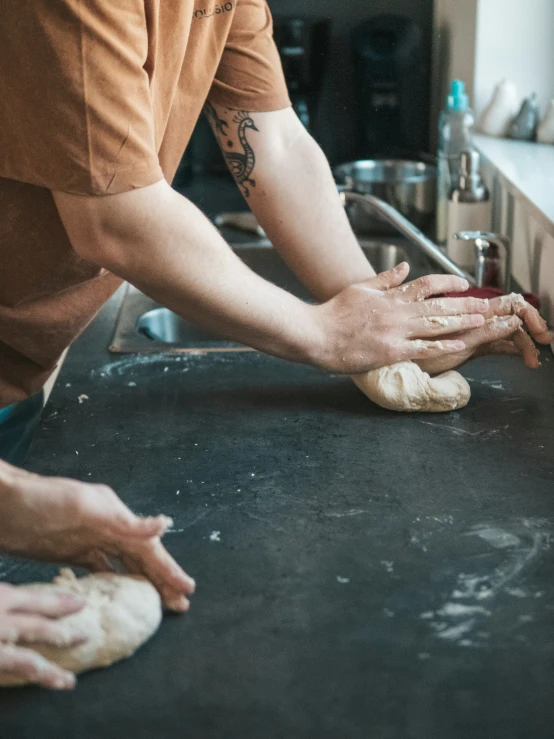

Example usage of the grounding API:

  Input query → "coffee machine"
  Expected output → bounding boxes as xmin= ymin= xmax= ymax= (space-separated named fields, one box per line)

xmin=352 ymin=14 xmax=429 ymax=158
xmin=273 ymin=17 xmax=331 ymax=136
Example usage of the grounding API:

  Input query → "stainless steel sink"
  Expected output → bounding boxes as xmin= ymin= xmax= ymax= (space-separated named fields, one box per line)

xmin=110 ymin=238 xmax=425 ymax=354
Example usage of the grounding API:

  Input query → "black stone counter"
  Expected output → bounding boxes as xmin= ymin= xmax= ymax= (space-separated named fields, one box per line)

xmin=1 ymin=287 xmax=554 ymax=739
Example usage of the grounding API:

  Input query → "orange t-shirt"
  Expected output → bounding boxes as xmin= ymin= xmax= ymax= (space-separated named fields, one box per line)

xmin=0 ymin=0 xmax=290 ymax=407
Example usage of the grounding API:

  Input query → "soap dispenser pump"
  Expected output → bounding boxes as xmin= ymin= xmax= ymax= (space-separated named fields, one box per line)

xmin=436 ymin=80 xmax=475 ymax=245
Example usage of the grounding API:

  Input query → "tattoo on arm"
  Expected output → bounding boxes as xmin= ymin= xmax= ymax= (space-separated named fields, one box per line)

xmin=203 ymin=100 xmax=229 ymax=136
xmin=203 ymin=102 xmax=259 ymax=198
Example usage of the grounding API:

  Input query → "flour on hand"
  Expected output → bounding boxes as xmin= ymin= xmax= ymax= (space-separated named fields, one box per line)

xmin=0 ymin=570 xmax=162 ymax=687
xmin=352 ymin=361 xmax=470 ymax=413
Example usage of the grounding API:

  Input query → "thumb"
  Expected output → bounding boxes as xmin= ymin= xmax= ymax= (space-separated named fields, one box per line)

xmin=359 ymin=262 xmax=410 ymax=292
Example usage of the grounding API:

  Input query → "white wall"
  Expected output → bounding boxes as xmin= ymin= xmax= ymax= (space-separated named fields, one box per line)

xmin=431 ymin=0 xmax=478 ymax=148
xmin=474 ymin=0 xmax=554 ymax=115
xmin=432 ymin=0 xmax=554 ymax=134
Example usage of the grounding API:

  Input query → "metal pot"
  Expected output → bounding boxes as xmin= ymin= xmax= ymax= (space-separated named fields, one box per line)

xmin=334 ymin=159 xmax=437 ymax=235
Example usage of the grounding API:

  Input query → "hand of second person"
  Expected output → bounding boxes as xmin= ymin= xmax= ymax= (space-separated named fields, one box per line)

xmin=0 ymin=461 xmax=195 ymax=612
xmin=311 ymin=262 xmax=489 ymax=374
xmin=0 ymin=584 xmax=86 ymax=689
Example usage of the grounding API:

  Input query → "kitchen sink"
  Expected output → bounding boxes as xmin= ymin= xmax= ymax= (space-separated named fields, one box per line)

xmin=110 ymin=237 xmax=431 ymax=354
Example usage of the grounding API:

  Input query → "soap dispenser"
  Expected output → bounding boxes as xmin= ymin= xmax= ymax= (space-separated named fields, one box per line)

xmin=446 ymin=150 xmax=492 ymax=271
xmin=436 ymin=80 xmax=475 ymax=245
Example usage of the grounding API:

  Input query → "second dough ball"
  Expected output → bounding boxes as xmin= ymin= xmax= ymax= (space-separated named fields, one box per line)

xmin=0 ymin=570 xmax=162 ymax=687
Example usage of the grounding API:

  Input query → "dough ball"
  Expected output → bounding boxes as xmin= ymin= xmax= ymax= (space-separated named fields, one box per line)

xmin=0 ymin=569 xmax=162 ymax=687
xmin=352 ymin=361 xmax=471 ymax=413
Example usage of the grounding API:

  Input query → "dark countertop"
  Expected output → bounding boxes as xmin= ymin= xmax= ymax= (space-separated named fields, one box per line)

xmin=2 ymin=282 xmax=554 ymax=738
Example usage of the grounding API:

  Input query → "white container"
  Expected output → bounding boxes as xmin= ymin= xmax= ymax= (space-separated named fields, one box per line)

xmin=477 ymin=79 xmax=519 ymax=138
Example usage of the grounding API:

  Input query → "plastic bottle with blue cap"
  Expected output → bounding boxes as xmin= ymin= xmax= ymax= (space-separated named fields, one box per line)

xmin=436 ymin=80 xmax=475 ymax=245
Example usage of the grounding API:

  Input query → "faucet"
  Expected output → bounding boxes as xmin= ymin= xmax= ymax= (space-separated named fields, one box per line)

xmin=452 ymin=232 xmax=511 ymax=293
xmin=340 ymin=190 xmax=476 ymax=284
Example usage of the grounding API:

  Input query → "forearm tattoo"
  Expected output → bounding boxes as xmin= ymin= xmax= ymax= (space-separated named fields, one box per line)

xmin=203 ymin=101 xmax=258 ymax=198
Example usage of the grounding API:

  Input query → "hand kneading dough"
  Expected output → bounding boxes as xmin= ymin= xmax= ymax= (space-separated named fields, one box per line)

xmin=352 ymin=361 xmax=471 ymax=412
xmin=0 ymin=569 xmax=162 ymax=687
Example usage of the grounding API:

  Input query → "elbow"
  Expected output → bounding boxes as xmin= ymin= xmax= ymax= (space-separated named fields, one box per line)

xmin=54 ymin=181 xmax=169 ymax=273
xmin=69 ymin=229 xmax=124 ymax=271
xmin=53 ymin=190 xmax=141 ymax=272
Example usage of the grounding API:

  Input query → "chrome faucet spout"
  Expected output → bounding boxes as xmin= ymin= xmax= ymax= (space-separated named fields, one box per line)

xmin=341 ymin=190 xmax=476 ymax=284
xmin=453 ymin=231 xmax=511 ymax=293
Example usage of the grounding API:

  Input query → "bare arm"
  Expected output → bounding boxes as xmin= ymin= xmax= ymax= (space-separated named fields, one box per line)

xmin=0 ymin=457 xmax=196 ymax=689
xmin=206 ymin=103 xmax=552 ymax=366
xmin=0 ymin=460 xmax=195 ymax=612
xmin=53 ymin=180 xmax=490 ymax=373
xmin=204 ymin=103 xmax=374 ymax=301
xmin=55 ymin=181 xmax=325 ymax=365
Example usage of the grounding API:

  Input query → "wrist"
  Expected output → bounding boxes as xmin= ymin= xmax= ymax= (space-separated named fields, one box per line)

xmin=256 ymin=298 xmax=327 ymax=369
xmin=297 ymin=303 xmax=333 ymax=370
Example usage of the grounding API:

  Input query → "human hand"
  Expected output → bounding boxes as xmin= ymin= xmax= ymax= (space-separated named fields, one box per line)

xmin=0 ymin=461 xmax=195 ymax=612
xmin=0 ymin=584 xmax=85 ymax=689
xmin=312 ymin=262 xmax=489 ymax=373
xmin=483 ymin=293 xmax=552 ymax=365
xmin=416 ymin=293 xmax=552 ymax=375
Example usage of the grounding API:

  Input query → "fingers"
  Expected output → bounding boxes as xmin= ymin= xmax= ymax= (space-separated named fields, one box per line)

xmin=6 ymin=586 xmax=84 ymax=619
xmin=488 ymin=294 xmax=552 ymax=345
xmin=361 ymin=262 xmax=410 ymax=292
xmin=478 ymin=340 xmax=520 ymax=357
xmin=77 ymin=489 xmax=195 ymax=610
xmin=0 ymin=644 xmax=76 ymax=690
xmin=114 ymin=515 xmax=174 ymax=539
xmin=512 ymin=327 xmax=541 ymax=369
xmin=422 ymin=297 xmax=490 ymax=316
xmin=405 ymin=338 xmax=467 ymax=360
xmin=512 ymin=301 xmax=552 ymax=345
xmin=452 ymin=315 xmax=522 ymax=352
xmin=443 ymin=315 xmax=541 ymax=369
xmin=0 ymin=614 xmax=87 ymax=648
xmin=411 ymin=313 xmax=485 ymax=338
xmin=121 ymin=554 xmax=191 ymax=612
xmin=118 ymin=538 xmax=196 ymax=613
xmin=395 ymin=274 xmax=470 ymax=302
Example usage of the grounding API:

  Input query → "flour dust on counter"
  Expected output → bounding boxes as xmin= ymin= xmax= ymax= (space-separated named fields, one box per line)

xmin=464 ymin=376 xmax=506 ymax=391
xmin=0 ymin=570 xmax=162 ymax=687
xmin=410 ymin=517 xmax=553 ymax=649
xmin=92 ymin=351 xmax=236 ymax=380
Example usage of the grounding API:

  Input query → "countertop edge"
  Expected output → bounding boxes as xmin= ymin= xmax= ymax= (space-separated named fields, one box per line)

xmin=475 ymin=134 xmax=554 ymax=238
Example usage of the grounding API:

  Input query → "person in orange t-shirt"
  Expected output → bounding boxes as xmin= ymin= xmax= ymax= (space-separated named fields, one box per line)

xmin=0 ymin=1 xmax=551 ymax=688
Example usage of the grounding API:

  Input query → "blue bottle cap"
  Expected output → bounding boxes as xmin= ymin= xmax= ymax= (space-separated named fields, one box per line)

xmin=447 ymin=80 xmax=469 ymax=111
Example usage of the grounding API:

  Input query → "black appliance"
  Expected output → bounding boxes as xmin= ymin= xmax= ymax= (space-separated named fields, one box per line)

xmin=273 ymin=17 xmax=331 ymax=135
xmin=352 ymin=14 xmax=429 ymax=158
